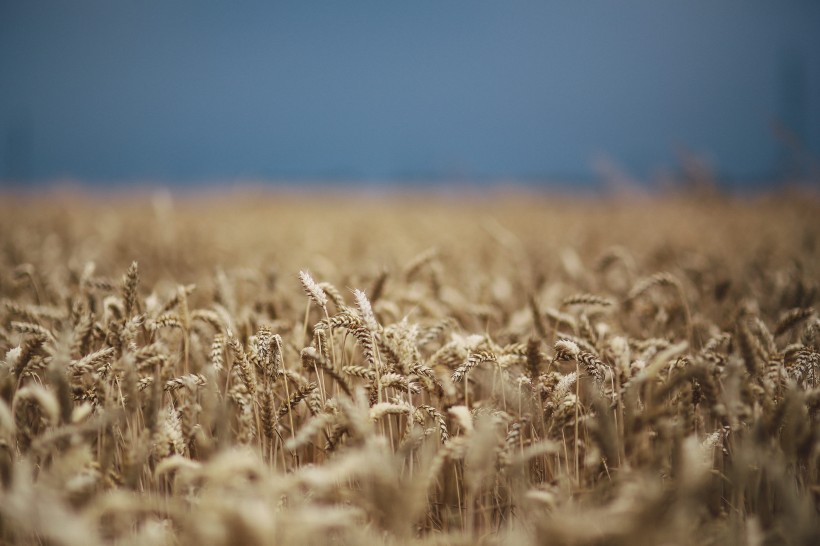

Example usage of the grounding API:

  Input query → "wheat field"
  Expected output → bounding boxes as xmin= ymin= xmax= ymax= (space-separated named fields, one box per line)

xmin=0 ymin=190 xmax=818 ymax=545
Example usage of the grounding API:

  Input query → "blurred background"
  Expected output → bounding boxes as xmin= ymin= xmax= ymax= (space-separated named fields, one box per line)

xmin=1 ymin=0 xmax=818 ymax=192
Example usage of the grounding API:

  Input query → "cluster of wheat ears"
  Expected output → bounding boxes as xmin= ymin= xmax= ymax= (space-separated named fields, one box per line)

xmin=0 ymin=193 xmax=818 ymax=545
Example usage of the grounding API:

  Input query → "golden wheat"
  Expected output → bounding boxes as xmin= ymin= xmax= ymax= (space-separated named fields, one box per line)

xmin=0 ymin=191 xmax=817 ymax=545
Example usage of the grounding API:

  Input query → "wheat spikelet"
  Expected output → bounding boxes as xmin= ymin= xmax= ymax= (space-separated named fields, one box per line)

xmin=2 ymin=300 xmax=44 ymax=324
xmin=83 ymin=276 xmax=116 ymax=292
xmin=342 ymin=365 xmax=376 ymax=381
xmin=552 ymin=371 xmax=578 ymax=402
xmin=11 ymin=336 xmax=47 ymax=378
xmin=318 ymin=281 xmax=347 ymax=310
xmin=153 ymin=405 xmax=185 ymax=459
xmin=353 ymin=288 xmax=379 ymax=332
xmin=121 ymin=261 xmax=139 ymax=317
xmin=737 ymin=319 xmax=762 ymax=375
xmin=416 ymin=318 xmax=456 ymax=348
xmin=191 ymin=309 xmax=224 ymax=332
xmin=210 ymin=333 xmax=226 ymax=372
xmin=299 ymin=270 xmax=328 ymax=309
xmin=11 ymin=321 xmax=54 ymax=341
xmin=369 ymin=269 xmax=388 ymax=304
xmin=351 ymin=326 xmax=378 ymax=368
xmin=156 ymin=284 xmax=196 ymax=316
xmin=554 ymin=339 xmax=581 ymax=361
xmin=525 ymin=337 xmax=542 ymax=384
xmin=369 ymin=402 xmax=411 ymax=421
xmin=302 ymin=347 xmax=352 ymax=396
xmin=775 ymin=307 xmax=816 ymax=337
xmin=259 ymin=387 xmax=277 ymax=441
xmin=69 ymin=312 xmax=94 ymax=358
xmin=801 ymin=317 xmax=819 ymax=350
xmin=379 ymin=372 xmax=421 ymax=394
xmin=561 ymin=293 xmax=614 ymax=308
xmin=315 ymin=309 xmax=363 ymax=332
xmin=452 ymin=351 xmax=496 ymax=382
xmin=277 ymin=382 xmax=317 ymax=420
xmin=627 ymin=272 xmax=681 ymax=301
xmin=136 ymin=354 xmax=167 ymax=372
xmin=164 ymin=373 xmax=206 ymax=392
xmin=228 ymin=336 xmax=256 ymax=396
xmin=577 ymin=351 xmax=607 ymax=384
xmin=701 ymin=332 xmax=731 ymax=354
xmin=415 ymin=404 xmax=449 ymax=441
xmin=403 ymin=247 xmax=438 ymax=280
xmin=69 ymin=347 xmax=116 ymax=376
xmin=152 ymin=313 xmax=183 ymax=330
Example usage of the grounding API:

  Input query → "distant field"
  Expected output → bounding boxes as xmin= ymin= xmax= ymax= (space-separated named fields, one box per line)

xmin=0 ymin=192 xmax=818 ymax=545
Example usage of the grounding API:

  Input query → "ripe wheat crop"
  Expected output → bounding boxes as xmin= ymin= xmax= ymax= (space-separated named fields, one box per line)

xmin=0 ymin=190 xmax=818 ymax=545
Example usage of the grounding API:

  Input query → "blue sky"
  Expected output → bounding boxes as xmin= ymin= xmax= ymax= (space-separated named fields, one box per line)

xmin=1 ymin=1 xmax=818 ymax=186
